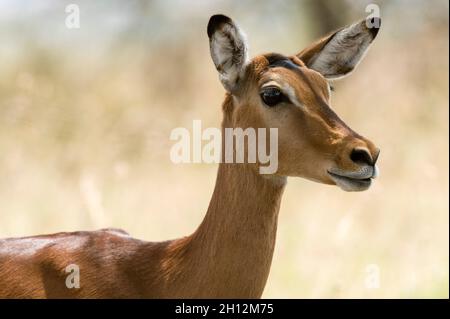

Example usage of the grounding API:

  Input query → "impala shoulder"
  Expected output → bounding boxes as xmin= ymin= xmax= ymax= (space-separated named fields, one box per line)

xmin=0 ymin=229 xmax=133 ymax=258
xmin=99 ymin=227 xmax=130 ymax=237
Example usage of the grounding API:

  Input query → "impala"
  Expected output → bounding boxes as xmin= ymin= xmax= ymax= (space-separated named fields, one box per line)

xmin=0 ymin=14 xmax=381 ymax=298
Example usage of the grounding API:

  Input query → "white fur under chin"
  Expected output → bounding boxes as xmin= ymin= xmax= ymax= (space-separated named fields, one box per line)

xmin=332 ymin=175 xmax=372 ymax=192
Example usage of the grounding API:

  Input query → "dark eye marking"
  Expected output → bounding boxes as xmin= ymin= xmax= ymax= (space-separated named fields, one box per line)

xmin=263 ymin=53 xmax=336 ymax=116
xmin=266 ymin=53 xmax=300 ymax=70
xmin=260 ymin=86 xmax=289 ymax=107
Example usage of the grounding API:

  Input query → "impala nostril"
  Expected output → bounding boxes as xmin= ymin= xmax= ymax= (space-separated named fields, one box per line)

xmin=350 ymin=148 xmax=373 ymax=166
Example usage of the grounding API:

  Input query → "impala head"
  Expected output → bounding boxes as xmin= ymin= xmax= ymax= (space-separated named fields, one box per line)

xmin=207 ymin=14 xmax=381 ymax=191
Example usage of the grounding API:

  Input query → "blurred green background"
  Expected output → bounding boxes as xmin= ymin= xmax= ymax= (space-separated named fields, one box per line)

xmin=0 ymin=0 xmax=448 ymax=298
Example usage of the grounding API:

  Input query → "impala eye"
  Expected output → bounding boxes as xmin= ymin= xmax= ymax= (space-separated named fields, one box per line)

xmin=260 ymin=87 xmax=284 ymax=107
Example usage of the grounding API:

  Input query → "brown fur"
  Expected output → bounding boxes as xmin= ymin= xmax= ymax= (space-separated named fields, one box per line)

xmin=0 ymin=17 xmax=380 ymax=298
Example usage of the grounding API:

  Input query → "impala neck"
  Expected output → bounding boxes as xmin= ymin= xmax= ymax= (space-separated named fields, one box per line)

xmin=184 ymin=162 xmax=286 ymax=297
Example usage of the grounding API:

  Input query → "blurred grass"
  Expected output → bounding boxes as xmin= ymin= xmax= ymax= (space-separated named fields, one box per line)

xmin=0 ymin=0 xmax=448 ymax=298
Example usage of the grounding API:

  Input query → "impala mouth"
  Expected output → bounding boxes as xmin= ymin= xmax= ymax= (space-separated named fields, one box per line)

xmin=327 ymin=166 xmax=378 ymax=192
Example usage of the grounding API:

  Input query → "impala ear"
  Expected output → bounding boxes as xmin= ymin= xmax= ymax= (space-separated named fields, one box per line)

xmin=297 ymin=17 xmax=381 ymax=79
xmin=207 ymin=14 xmax=249 ymax=93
